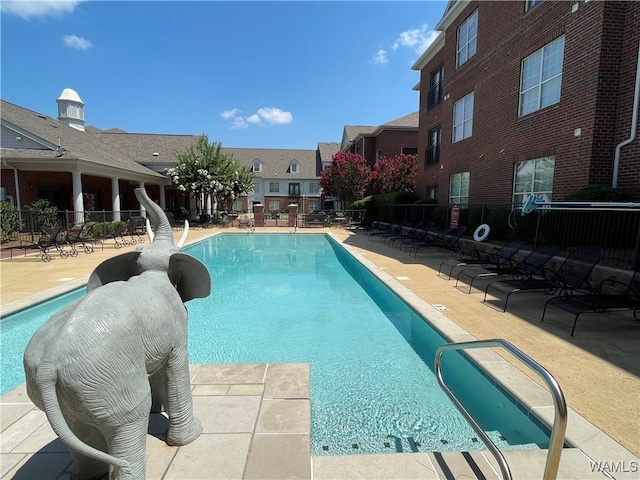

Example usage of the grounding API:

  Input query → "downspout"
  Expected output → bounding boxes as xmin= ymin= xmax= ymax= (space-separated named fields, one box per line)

xmin=3 ymin=159 xmax=23 ymax=223
xmin=612 ymin=42 xmax=640 ymax=189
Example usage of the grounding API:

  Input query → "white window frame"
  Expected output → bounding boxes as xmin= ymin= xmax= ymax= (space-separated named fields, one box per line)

xmin=309 ymin=182 xmax=320 ymax=194
xmin=268 ymin=200 xmax=280 ymax=211
xmin=269 ymin=182 xmax=280 ymax=193
xmin=453 ymin=92 xmax=474 ymax=143
xmin=290 ymin=160 xmax=299 ymax=173
xmin=457 ymin=9 xmax=478 ymax=67
xmin=513 ymin=156 xmax=555 ymax=206
xmin=526 ymin=0 xmax=541 ymax=11
xmin=308 ymin=200 xmax=320 ymax=212
xmin=519 ymin=36 xmax=565 ymax=116
xmin=253 ymin=182 xmax=260 ymax=193
xmin=449 ymin=172 xmax=470 ymax=206
xmin=252 ymin=160 xmax=262 ymax=173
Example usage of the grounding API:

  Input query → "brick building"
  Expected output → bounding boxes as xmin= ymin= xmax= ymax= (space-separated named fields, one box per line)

xmin=412 ymin=0 xmax=640 ymax=206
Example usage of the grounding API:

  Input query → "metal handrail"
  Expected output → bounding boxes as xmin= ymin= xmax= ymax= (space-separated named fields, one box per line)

xmin=435 ymin=338 xmax=567 ymax=480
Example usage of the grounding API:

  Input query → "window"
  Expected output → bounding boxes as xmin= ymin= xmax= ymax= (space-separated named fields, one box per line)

xmin=376 ymin=149 xmax=382 ymax=163
xmin=428 ymin=64 xmax=444 ymax=109
xmin=457 ymin=10 xmax=478 ymax=67
xmin=453 ymin=92 xmax=474 ymax=142
xmin=309 ymin=182 xmax=320 ymax=194
xmin=449 ymin=172 xmax=470 ymax=206
xmin=269 ymin=182 xmax=280 ymax=193
xmin=401 ymin=147 xmax=418 ymax=155
xmin=269 ymin=200 xmax=280 ymax=211
xmin=426 ymin=126 xmax=441 ymax=166
xmin=252 ymin=160 xmax=262 ymax=173
xmin=232 ymin=199 xmax=243 ymax=211
xmin=308 ymin=200 xmax=320 ymax=212
xmin=290 ymin=160 xmax=299 ymax=173
xmin=426 ymin=185 xmax=438 ymax=200
xmin=526 ymin=0 xmax=541 ymax=11
xmin=513 ymin=156 xmax=555 ymax=205
xmin=253 ymin=182 xmax=260 ymax=193
xmin=519 ymin=36 xmax=565 ymax=116
xmin=288 ymin=183 xmax=301 ymax=196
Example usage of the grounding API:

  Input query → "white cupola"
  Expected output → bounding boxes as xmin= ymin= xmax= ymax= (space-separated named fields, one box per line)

xmin=56 ymin=88 xmax=85 ymax=131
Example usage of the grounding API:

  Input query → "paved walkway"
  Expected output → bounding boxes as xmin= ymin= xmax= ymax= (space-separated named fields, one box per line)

xmin=1 ymin=225 xmax=638 ymax=479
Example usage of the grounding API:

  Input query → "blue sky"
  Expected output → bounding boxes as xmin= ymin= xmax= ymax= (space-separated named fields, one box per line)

xmin=1 ymin=1 xmax=447 ymax=149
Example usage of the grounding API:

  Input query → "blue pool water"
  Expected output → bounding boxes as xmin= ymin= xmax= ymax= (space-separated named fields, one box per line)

xmin=0 ymin=233 xmax=552 ymax=455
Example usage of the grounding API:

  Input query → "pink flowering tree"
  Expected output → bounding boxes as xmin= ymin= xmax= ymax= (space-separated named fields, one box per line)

xmin=369 ymin=154 xmax=417 ymax=195
xmin=319 ymin=152 xmax=371 ymax=208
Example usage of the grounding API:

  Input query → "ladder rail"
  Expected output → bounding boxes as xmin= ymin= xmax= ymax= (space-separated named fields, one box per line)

xmin=435 ymin=338 xmax=567 ymax=480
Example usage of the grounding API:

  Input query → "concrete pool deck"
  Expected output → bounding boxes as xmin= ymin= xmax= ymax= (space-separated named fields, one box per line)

xmin=1 ymin=225 xmax=638 ymax=479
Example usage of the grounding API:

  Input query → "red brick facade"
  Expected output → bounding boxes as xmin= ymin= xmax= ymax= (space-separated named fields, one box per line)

xmin=415 ymin=0 xmax=640 ymax=204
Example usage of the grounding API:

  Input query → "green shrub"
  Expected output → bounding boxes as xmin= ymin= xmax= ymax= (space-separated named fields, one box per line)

xmin=0 ymin=201 xmax=21 ymax=243
xmin=564 ymin=185 xmax=627 ymax=202
xmin=410 ymin=197 xmax=438 ymax=225
xmin=108 ymin=221 xmax=126 ymax=235
xmin=25 ymin=199 xmax=58 ymax=229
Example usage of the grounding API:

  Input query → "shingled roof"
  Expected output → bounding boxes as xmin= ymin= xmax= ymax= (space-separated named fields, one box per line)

xmin=1 ymin=100 xmax=165 ymax=182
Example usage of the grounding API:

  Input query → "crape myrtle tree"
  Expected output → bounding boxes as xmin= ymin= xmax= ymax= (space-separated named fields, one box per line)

xmin=167 ymin=135 xmax=254 ymax=216
xmin=369 ymin=154 xmax=417 ymax=195
xmin=319 ymin=152 xmax=371 ymax=209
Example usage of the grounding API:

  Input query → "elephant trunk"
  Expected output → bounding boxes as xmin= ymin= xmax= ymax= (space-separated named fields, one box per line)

xmin=135 ymin=188 xmax=174 ymax=246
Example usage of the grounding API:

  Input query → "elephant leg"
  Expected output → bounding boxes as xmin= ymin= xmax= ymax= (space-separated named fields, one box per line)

xmin=104 ymin=417 xmax=150 ymax=480
xmin=165 ymin=346 xmax=201 ymax=446
xmin=148 ymin=369 xmax=168 ymax=413
xmin=66 ymin=420 xmax=109 ymax=480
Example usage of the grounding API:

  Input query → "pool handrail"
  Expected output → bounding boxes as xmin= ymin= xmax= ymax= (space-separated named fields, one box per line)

xmin=435 ymin=338 xmax=567 ymax=480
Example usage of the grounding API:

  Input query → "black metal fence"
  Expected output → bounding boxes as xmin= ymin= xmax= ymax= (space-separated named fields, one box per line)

xmin=383 ymin=202 xmax=640 ymax=269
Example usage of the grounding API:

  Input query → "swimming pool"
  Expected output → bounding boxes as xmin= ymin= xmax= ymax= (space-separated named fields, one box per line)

xmin=0 ymin=233 xmax=552 ymax=456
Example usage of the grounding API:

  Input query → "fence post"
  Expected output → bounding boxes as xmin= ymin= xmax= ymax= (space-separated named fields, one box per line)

xmin=633 ymin=211 xmax=640 ymax=269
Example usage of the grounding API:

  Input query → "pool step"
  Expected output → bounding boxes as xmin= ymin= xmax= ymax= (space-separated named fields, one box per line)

xmin=312 ymin=448 xmax=608 ymax=479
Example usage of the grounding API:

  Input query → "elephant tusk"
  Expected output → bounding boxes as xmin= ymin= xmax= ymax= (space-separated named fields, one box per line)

xmin=177 ymin=221 xmax=189 ymax=248
xmin=146 ymin=219 xmax=155 ymax=243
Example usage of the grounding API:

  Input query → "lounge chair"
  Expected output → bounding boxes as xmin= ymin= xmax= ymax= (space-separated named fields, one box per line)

xmin=64 ymin=224 xmax=94 ymax=256
xmin=455 ymin=244 xmax=560 ymax=294
xmin=383 ymin=220 xmax=424 ymax=246
xmin=482 ymin=245 xmax=605 ymax=312
xmin=388 ymin=221 xmax=433 ymax=249
xmin=439 ymin=239 xmax=528 ymax=280
xmin=31 ymin=225 xmax=65 ymax=262
xmin=411 ymin=226 xmax=467 ymax=257
xmin=406 ymin=226 xmax=452 ymax=255
xmin=541 ymin=269 xmax=639 ymax=336
xmin=368 ymin=220 xmax=408 ymax=242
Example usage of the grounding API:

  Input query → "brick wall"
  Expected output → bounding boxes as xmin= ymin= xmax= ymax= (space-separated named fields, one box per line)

xmin=417 ymin=0 xmax=639 ymax=203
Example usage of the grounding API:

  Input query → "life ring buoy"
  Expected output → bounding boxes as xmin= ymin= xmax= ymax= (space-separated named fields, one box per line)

xmin=473 ymin=224 xmax=490 ymax=242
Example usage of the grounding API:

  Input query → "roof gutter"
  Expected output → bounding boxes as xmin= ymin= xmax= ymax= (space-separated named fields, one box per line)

xmin=612 ymin=41 xmax=640 ymax=189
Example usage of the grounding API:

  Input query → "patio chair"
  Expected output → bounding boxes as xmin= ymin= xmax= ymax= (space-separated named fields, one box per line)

xmin=439 ymin=239 xmax=528 ymax=280
xmin=369 ymin=220 xmax=408 ymax=242
xmin=455 ymin=244 xmax=561 ymax=294
xmin=33 ymin=225 xmax=66 ymax=262
xmin=388 ymin=221 xmax=433 ymax=249
xmin=541 ymin=269 xmax=640 ymax=336
xmin=395 ymin=223 xmax=439 ymax=252
xmin=411 ymin=226 xmax=467 ymax=257
xmin=406 ymin=226 xmax=453 ymax=255
xmin=64 ymin=224 xmax=94 ymax=256
xmin=483 ymin=245 xmax=605 ymax=312
xmin=383 ymin=220 xmax=424 ymax=246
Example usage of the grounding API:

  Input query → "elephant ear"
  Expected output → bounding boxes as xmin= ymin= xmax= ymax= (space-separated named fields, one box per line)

xmin=87 ymin=252 xmax=141 ymax=292
xmin=169 ymin=253 xmax=211 ymax=302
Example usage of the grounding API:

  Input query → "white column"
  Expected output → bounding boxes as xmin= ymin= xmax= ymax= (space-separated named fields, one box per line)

xmin=111 ymin=178 xmax=121 ymax=221
xmin=71 ymin=172 xmax=84 ymax=224
xmin=159 ymin=185 xmax=166 ymax=210
xmin=138 ymin=182 xmax=146 ymax=217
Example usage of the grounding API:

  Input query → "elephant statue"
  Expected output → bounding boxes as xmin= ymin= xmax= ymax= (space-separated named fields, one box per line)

xmin=23 ymin=188 xmax=211 ymax=480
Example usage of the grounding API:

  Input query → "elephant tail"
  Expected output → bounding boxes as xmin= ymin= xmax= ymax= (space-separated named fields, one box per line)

xmin=36 ymin=364 xmax=133 ymax=479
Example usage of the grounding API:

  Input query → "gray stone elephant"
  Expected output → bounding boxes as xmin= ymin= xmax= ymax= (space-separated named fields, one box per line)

xmin=23 ymin=188 xmax=211 ymax=480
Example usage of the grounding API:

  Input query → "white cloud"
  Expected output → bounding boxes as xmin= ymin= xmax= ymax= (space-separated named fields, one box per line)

xmin=63 ymin=34 xmax=92 ymax=50
xmin=231 ymin=117 xmax=248 ymax=130
xmin=256 ymin=107 xmax=292 ymax=125
xmin=222 ymin=106 xmax=293 ymax=129
xmin=372 ymin=49 xmax=388 ymax=65
xmin=392 ymin=24 xmax=439 ymax=54
xmin=220 ymin=108 xmax=240 ymax=119
xmin=1 ymin=0 xmax=86 ymax=20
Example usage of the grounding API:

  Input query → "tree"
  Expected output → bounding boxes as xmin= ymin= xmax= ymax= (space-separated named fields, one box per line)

xmin=369 ymin=154 xmax=417 ymax=195
xmin=166 ymin=135 xmax=254 ymax=215
xmin=319 ymin=152 xmax=371 ymax=209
